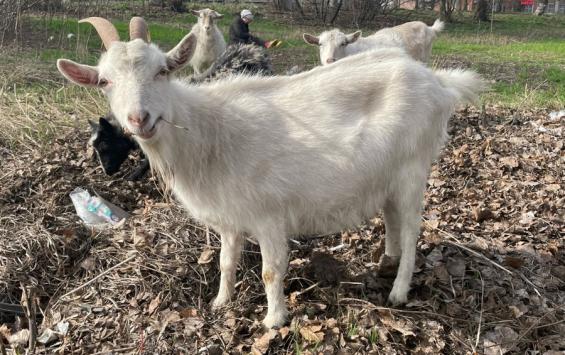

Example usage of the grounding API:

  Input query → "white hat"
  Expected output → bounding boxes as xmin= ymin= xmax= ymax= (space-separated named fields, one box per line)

xmin=240 ymin=9 xmax=253 ymax=20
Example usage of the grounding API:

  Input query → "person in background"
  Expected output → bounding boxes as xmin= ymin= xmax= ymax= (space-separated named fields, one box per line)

xmin=229 ymin=9 xmax=281 ymax=49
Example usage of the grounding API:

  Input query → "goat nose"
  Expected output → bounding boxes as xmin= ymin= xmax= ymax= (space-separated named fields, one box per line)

xmin=326 ymin=58 xmax=335 ymax=64
xmin=128 ymin=111 xmax=150 ymax=127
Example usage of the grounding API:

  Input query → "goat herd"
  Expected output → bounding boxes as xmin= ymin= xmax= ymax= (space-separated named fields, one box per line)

xmin=56 ymin=13 xmax=485 ymax=328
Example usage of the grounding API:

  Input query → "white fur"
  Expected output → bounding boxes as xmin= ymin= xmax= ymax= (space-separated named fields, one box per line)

xmin=307 ymin=19 xmax=444 ymax=65
xmin=57 ymin=34 xmax=484 ymax=328
xmin=188 ymin=9 xmax=226 ymax=74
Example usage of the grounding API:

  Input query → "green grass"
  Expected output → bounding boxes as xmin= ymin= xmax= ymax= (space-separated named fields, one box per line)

xmin=425 ymin=13 xmax=565 ymax=108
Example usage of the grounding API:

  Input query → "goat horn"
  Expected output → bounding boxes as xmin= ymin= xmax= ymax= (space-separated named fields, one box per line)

xmin=129 ymin=17 xmax=150 ymax=42
xmin=79 ymin=17 xmax=119 ymax=50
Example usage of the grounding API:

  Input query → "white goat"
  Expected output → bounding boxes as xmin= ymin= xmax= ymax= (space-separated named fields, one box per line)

xmin=57 ymin=17 xmax=484 ymax=328
xmin=304 ymin=19 xmax=444 ymax=65
xmin=188 ymin=8 xmax=226 ymax=74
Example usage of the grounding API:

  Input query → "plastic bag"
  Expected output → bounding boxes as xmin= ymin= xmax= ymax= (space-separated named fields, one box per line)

xmin=70 ymin=187 xmax=128 ymax=227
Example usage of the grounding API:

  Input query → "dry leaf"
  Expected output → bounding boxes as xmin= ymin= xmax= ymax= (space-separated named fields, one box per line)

xmin=8 ymin=329 xmax=30 ymax=345
xmin=426 ymin=219 xmax=440 ymax=230
xmin=163 ymin=310 xmax=181 ymax=323
xmin=251 ymin=329 xmax=278 ymax=354
xmin=483 ymin=326 xmax=518 ymax=355
xmin=147 ymin=293 xmax=161 ymax=315
xmin=279 ymin=326 xmax=290 ymax=339
xmin=133 ymin=229 xmax=154 ymax=247
xmin=289 ymin=258 xmax=308 ymax=266
xmin=500 ymin=156 xmax=519 ymax=169
xmin=197 ymin=249 xmax=215 ymax=264
xmin=179 ymin=308 xmax=200 ymax=318
xmin=380 ymin=316 xmax=415 ymax=337
xmin=37 ymin=328 xmax=58 ymax=345
xmin=299 ymin=325 xmax=324 ymax=343
xmin=503 ymin=256 xmax=524 ymax=269
xmin=446 ymin=257 xmax=466 ymax=277
xmin=519 ymin=211 xmax=535 ymax=225
xmin=472 ymin=207 xmax=494 ymax=222
xmin=289 ymin=291 xmax=299 ymax=307
xmin=80 ymin=257 xmax=96 ymax=271
xmin=508 ymin=304 xmax=528 ymax=318
xmin=0 ymin=324 xmax=11 ymax=339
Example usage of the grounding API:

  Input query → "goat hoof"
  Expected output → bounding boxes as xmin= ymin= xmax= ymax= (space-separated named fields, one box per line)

xmin=211 ymin=296 xmax=231 ymax=310
xmin=262 ymin=310 xmax=289 ymax=329
xmin=387 ymin=286 xmax=409 ymax=306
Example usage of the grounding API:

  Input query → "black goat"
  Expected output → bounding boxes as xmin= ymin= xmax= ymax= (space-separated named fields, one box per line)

xmin=88 ymin=115 xmax=150 ymax=180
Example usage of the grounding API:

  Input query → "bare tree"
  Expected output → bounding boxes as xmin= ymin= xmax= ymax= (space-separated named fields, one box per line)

xmin=440 ymin=0 xmax=455 ymax=21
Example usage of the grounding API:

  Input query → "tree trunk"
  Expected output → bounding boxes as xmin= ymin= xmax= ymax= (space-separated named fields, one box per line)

xmin=329 ymin=0 xmax=343 ymax=24
xmin=440 ymin=0 xmax=446 ymax=19
xmin=474 ymin=0 xmax=489 ymax=21
xmin=169 ymin=0 xmax=185 ymax=13
xmin=440 ymin=0 xmax=453 ymax=21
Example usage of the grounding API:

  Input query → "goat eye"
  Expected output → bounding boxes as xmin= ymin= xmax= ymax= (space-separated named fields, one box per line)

xmin=98 ymin=79 xmax=109 ymax=87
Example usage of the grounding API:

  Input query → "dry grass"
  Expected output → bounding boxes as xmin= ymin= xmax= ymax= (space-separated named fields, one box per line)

xmin=0 ymin=50 xmax=106 ymax=151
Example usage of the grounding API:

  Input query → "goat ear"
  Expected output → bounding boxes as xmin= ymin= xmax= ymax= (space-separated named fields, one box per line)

xmin=303 ymin=33 xmax=319 ymax=46
xmin=88 ymin=119 xmax=99 ymax=132
xmin=99 ymin=116 xmax=114 ymax=130
xmin=57 ymin=59 xmax=100 ymax=87
xmin=190 ymin=9 xmax=200 ymax=16
xmin=212 ymin=11 xmax=223 ymax=19
xmin=346 ymin=31 xmax=362 ymax=44
xmin=166 ymin=33 xmax=197 ymax=72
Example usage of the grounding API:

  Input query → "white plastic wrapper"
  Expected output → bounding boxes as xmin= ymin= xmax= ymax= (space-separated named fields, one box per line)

xmin=70 ymin=187 xmax=129 ymax=227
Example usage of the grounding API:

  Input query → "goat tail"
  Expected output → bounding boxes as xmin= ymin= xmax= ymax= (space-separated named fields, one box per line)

xmin=434 ymin=68 xmax=487 ymax=105
xmin=430 ymin=19 xmax=445 ymax=34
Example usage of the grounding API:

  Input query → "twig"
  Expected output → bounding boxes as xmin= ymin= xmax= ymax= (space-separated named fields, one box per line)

xmin=90 ymin=346 xmax=136 ymax=355
xmin=425 ymin=219 xmax=545 ymax=298
xmin=511 ymin=307 xmax=563 ymax=348
xmin=444 ymin=239 xmax=514 ymax=275
xmin=516 ymin=272 xmax=542 ymax=298
xmin=472 ymin=270 xmax=485 ymax=353
xmin=20 ymin=283 xmax=37 ymax=355
xmin=424 ymin=219 xmax=514 ymax=275
xmin=295 ymin=282 xmax=320 ymax=296
xmin=338 ymin=297 xmax=473 ymax=323
xmin=57 ymin=254 xmax=137 ymax=301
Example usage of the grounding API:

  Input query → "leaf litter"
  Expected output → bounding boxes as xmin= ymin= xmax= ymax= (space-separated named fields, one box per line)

xmin=0 ymin=106 xmax=563 ymax=354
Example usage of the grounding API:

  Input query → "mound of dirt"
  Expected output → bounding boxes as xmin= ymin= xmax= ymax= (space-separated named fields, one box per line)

xmin=0 ymin=106 xmax=563 ymax=354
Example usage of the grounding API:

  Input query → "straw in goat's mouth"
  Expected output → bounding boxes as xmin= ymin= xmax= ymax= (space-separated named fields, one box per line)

xmin=160 ymin=117 xmax=191 ymax=132
xmin=132 ymin=117 xmax=161 ymax=139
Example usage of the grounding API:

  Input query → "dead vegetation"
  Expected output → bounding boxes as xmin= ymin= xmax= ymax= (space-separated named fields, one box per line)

xmin=1 ymin=101 xmax=563 ymax=354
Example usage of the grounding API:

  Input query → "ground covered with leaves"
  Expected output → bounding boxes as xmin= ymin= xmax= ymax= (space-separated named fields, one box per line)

xmin=0 ymin=105 xmax=563 ymax=354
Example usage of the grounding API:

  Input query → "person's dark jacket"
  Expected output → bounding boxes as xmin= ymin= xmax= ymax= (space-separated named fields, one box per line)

xmin=229 ymin=16 xmax=265 ymax=47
